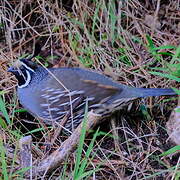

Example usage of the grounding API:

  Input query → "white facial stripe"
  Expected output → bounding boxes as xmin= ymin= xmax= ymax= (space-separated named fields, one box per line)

xmin=18 ymin=70 xmax=31 ymax=88
xmin=20 ymin=61 xmax=35 ymax=72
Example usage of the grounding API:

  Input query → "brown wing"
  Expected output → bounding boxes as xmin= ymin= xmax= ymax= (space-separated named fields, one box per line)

xmin=80 ymin=79 xmax=119 ymax=103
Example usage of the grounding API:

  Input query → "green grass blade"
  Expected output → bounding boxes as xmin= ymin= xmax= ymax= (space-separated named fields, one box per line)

xmin=0 ymin=95 xmax=11 ymax=125
xmin=75 ymin=168 xmax=101 ymax=180
xmin=0 ymin=138 xmax=9 ymax=180
xmin=73 ymin=100 xmax=89 ymax=179
xmin=171 ymin=45 xmax=180 ymax=64
xmin=0 ymin=117 xmax=7 ymax=128
xmin=12 ymin=167 xmax=31 ymax=178
xmin=160 ymin=146 xmax=180 ymax=156
xmin=152 ymin=45 xmax=176 ymax=51
xmin=149 ymin=71 xmax=180 ymax=82
xmin=92 ymin=1 xmax=101 ymax=38
xmin=109 ymin=0 xmax=117 ymax=44
xmin=78 ymin=128 xmax=100 ymax=177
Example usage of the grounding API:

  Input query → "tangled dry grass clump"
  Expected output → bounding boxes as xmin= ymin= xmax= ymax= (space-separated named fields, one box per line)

xmin=0 ymin=0 xmax=179 ymax=179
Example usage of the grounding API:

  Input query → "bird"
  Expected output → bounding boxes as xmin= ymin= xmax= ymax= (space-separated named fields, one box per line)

xmin=8 ymin=52 xmax=176 ymax=134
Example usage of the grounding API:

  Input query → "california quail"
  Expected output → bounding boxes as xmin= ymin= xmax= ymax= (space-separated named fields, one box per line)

xmin=8 ymin=58 xmax=176 ymax=134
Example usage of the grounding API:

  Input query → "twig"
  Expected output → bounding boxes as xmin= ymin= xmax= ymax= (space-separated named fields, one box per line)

xmin=35 ymin=111 xmax=102 ymax=177
xmin=19 ymin=135 xmax=32 ymax=179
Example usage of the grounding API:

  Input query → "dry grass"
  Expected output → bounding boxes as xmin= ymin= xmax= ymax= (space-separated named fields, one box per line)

xmin=0 ymin=0 xmax=179 ymax=179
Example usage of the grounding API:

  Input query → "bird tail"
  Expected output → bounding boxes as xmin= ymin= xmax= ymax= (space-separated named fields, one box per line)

xmin=107 ymin=87 xmax=176 ymax=104
xmin=134 ymin=88 xmax=176 ymax=97
xmin=103 ymin=87 xmax=176 ymax=112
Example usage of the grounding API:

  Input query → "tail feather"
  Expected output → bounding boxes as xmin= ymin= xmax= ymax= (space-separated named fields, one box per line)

xmin=136 ymin=88 xmax=176 ymax=97
xmin=106 ymin=87 xmax=176 ymax=104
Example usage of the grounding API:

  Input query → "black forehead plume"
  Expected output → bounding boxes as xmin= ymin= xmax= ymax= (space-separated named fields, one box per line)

xmin=27 ymin=42 xmax=42 ymax=61
xmin=33 ymin=42 xmax=42 ymax=57
xmin=19 ymin=42 xmax=42 ymax=69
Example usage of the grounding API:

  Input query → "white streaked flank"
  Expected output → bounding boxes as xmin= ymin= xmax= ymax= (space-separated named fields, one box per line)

xmin=40 ymin=103 xmax=50 ymax=107
xmin=64 ymin=90 xmax=84 ymax=97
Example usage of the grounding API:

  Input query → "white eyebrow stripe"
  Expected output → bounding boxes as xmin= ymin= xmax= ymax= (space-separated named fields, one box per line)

xmin=20 ymin=61 xmax=35 ymax=72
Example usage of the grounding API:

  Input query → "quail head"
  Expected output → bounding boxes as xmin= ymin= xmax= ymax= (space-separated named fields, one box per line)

xmin=8 ymin=56 xmax=175 ymax=134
